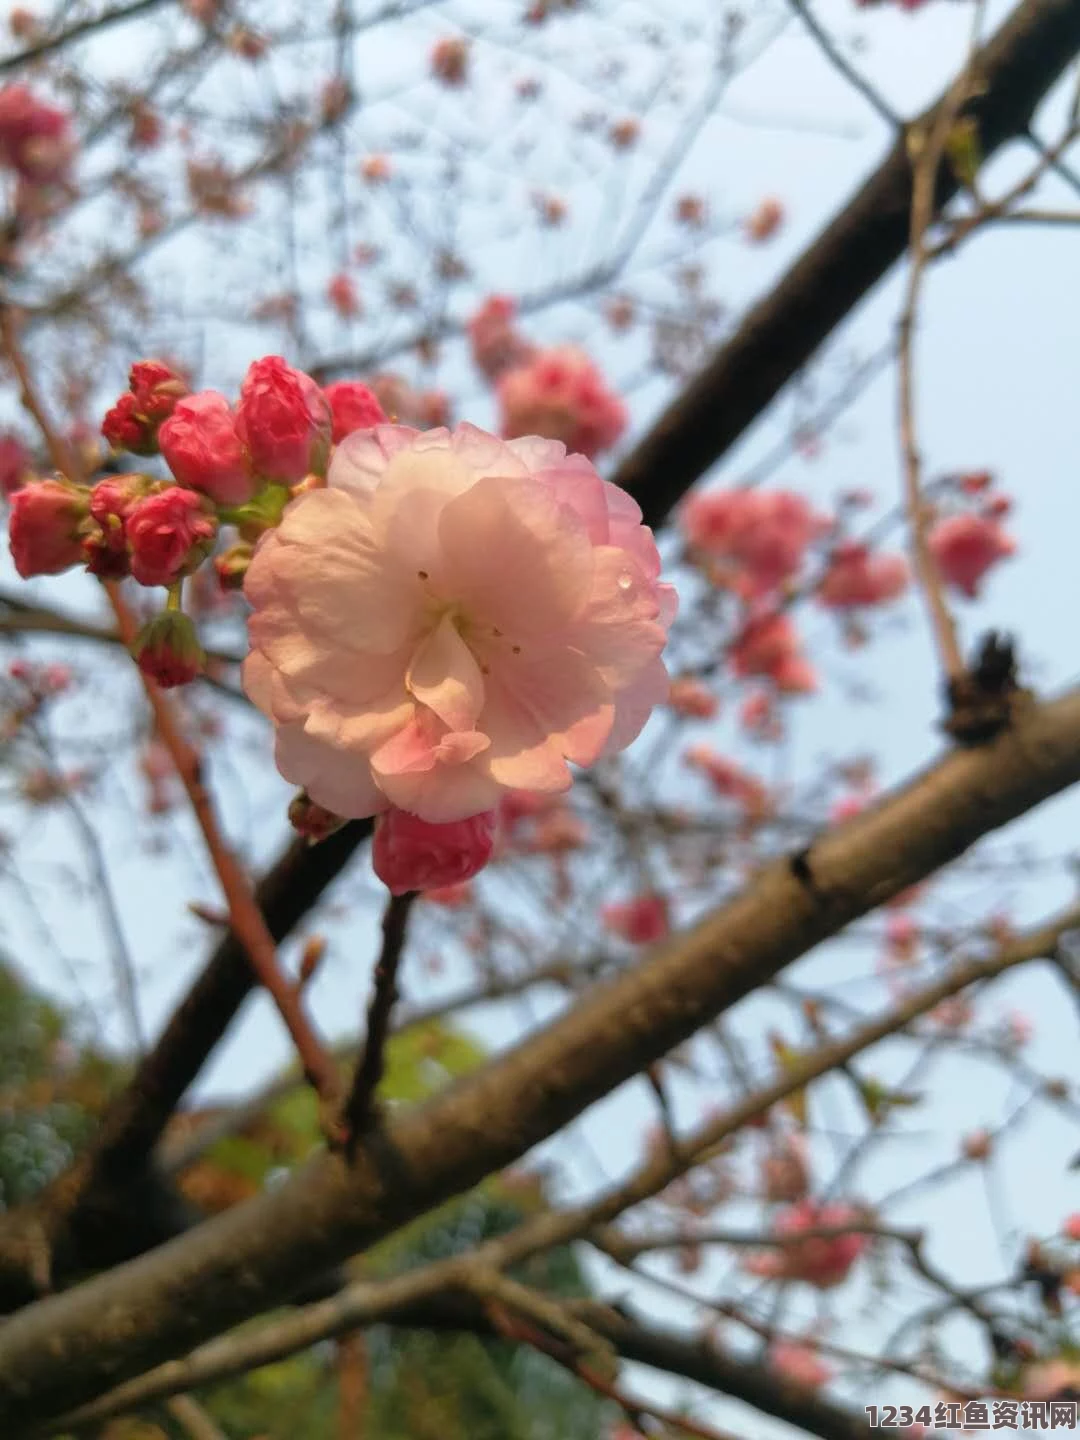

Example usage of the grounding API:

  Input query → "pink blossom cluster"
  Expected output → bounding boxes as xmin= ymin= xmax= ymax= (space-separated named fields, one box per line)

xmin=497 ymin=345 xmax=627 ymax=461
xmin=681 ymin=487 xmax=829 ymax=599
xmin=818 ymin=541 xmax=910 ymax=609
xmin=467 ymin=295 xmax=536 ymax=381
xmin=927 ymin=474 xmax=1016 ymax=598
xmin=0 ymin=83 xmax=73 ymax=188
xmin=730 ymin=611 xmax=816 ymax=694
xmin=744 ymin=1199 xmax=868 ymax=1288
xmin=601 ymin=892 xmax=670 ymax=945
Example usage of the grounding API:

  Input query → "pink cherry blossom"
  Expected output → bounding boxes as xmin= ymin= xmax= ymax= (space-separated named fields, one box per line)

xmin=0 ymin=84 xmax=73 ymax=184
xmin=818 ymin=542 xmax=909 ymax=609
xmin=498 ymin=346 xmax=626 ymax=460
xmin=770 ymin=1341 xmax=832 ymax=1389
xmin=682 ymin=488 xmax=828 ymax=597
xmin=745 ymin=1199 xmax=868 ymax=1288
xmin=243 ymin=423 xmax=677 ymax=824
xmin=730 ymin=612 xmax=816 ymax=694
xmin=667 ymin=675 xmax=719 ymax=719
xmin=1063 ymin=1214 xmax=1080 ymax=1242
xmin=928 ymin=512 xmax=1016 ymax=598
xmin=601 ymin=893 xmax=669 ymax=945
xmin=373 ymin=806 xmax=496 ymax=893
xmin=467 ymin=295 xmax=535 ymax=381
xmin=327 ymin=272 xmax=361 ymax=318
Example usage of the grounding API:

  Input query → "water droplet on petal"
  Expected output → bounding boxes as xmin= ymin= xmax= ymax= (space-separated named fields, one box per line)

xmin=617 ymin=570 xmax=633 ymax=591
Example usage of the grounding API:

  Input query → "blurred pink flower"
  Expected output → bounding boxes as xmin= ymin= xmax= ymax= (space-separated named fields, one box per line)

xmin=601 ymin=893 xmax=669 ymax=945
xmin=818 ymin=541 xmax=909 ymax=609
xmin=770 ymin=1341 xmax=832 ymax=1389
xmin=745 ymin=1199 xmax=868 ymax=1288
xmin=928 ymin=512 xmax=1015 ymax=598
xmin=498 ymin=346 xmax=626 ymax=460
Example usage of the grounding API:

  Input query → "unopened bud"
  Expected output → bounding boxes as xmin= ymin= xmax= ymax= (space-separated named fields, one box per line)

xmin=132 ymin=610 xmax=205 ymax=688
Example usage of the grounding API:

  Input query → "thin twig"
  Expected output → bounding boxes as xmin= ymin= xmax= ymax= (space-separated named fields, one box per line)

xmin=164 ymin=1393 xmax=228 ymax=1440
xmin=897 ymin=85 xmax=973 ymax=690
xmin=785 ymin=0 xmax=900 ymax=128
xmin=342 ymin=890 xmax=417 ymax=1150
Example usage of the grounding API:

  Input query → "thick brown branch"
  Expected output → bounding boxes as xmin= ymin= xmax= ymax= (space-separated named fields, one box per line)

xmin=5 ymin=683 xmax=1080 ymax=1426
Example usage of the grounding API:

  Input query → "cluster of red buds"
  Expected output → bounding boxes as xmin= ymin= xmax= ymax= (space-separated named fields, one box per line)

xmin=8 ymin=356 xmax=388 ymax=691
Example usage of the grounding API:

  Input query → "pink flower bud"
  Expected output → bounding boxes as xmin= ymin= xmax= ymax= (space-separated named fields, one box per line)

xmin=8 ymin=478 xmax=88 ymax=577
xmin=928 ymin=512 xmax=1016 ymax=598
xmin=159 ymin=391 xmax=256 ymax=505
xmin=0 ymin=84 xmax=73 ymax=184
xmin=83 ymin=473 xmax=154 ymax=578
xmin=236 ymin=356 xmax=332 ymax=483
xmin=962 ymin=1129 xmax=992 ymax=1162
xmin=372 ymin=807 xmax=496 ymax=894
xmin=818 ymin=542 xmax=909 ymax=609
xmin=322 ymin=380 xmax=388 ymax=443
xmin=431 ymin=36 xmax=469 ymax=86
xmin=327 ymin=272 xmax=361 ymax=318
xmin=601 ymin=893 xmax=669 ymax=945
xmin=667 ymin=674 xmax=719 ymax=719
xmin=770 ymin=1341 xmax=832 ymax=1389
xmin=746 ymin=197 xmax=784 ymax=243
xmin=126 ymin=486 xmax=218 ymax=588
xmin=132 ymin=611 xmax=205 ymax=688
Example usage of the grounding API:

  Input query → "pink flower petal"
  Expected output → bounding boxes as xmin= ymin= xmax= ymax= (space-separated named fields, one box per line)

xmin=439 ymin=474 xmax=594 ymax=638
xmin=406 ymin=612 xmax=486 ymax=731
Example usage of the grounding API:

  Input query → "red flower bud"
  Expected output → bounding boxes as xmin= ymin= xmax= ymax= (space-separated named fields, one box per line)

xmin=132 ymin=611 xmax=205 ymax=688
xmin=158 ymin=390 xmax=256 ymax=505
xmin=8 ymin=478 xmax=88 ymax=577
xmin=82 ymin=473 xmax=154 ymax=578
xmin=236 ymin=356 xmax=332 ymax=483
xmin=126 ymin=486 xmax=217 ymax=588
xmin=322 ymin=380 xmax=388 ymax=443
xmin=372 ymin=807 xmax=496 ymax=895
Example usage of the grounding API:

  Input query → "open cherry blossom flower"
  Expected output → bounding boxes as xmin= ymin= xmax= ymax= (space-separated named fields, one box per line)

xmin=243 ymin=423 xmax=677 ymax=824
